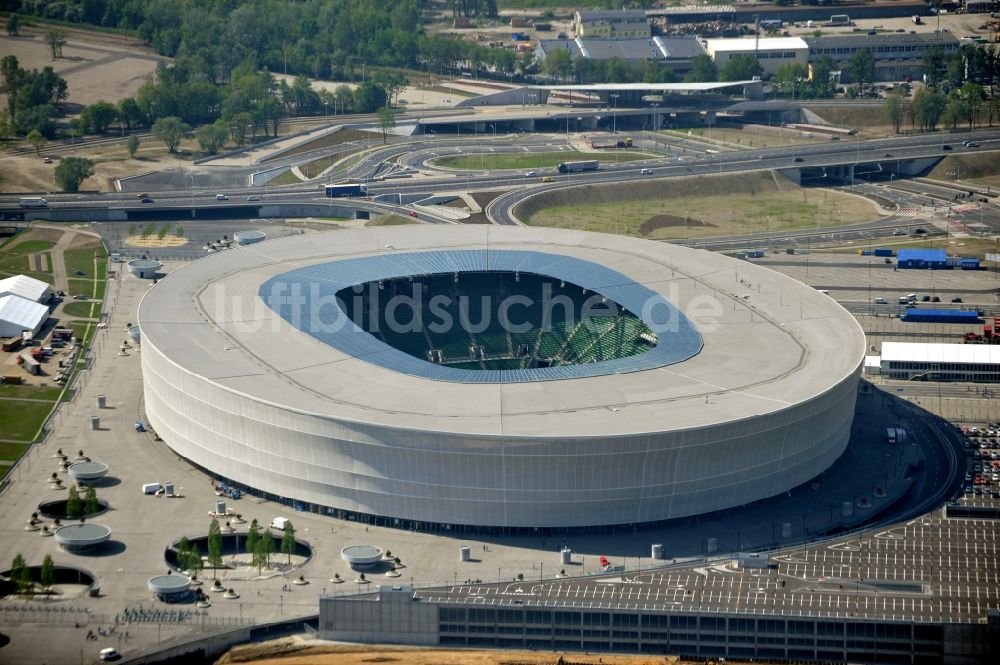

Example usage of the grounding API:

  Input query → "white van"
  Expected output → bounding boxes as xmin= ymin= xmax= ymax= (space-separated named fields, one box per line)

xmin=874 ymin=297 xmax=887 ymax=304
xmin=270 ymin=517 xmax=289 ymax=530
xmin=898 ymin=296 xmax=909 ymax=304
xmin=906 ymin=293 xmax=917 ymax=302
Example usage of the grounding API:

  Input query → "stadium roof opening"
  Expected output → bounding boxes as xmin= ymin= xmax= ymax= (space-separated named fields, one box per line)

xmin=260 ymin=250 xmax=703 ymax=384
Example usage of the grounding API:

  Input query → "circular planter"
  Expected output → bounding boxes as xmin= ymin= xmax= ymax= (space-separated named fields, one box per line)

xmin=223 ymin=590 xmax=239 ymax=599
xmin=54 ymin=523 xmax=112 ymax=552
xmin=37 ymin=498 xmax=110 ymax=521
xmin=341 ymin=545 xmax=383 ymax=570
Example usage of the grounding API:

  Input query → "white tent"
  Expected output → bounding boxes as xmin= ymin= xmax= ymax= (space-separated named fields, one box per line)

xmin=0 ymin=294 xmax=49 ymax=338
xmin=0 ymin=274 xmax=52 ymax=303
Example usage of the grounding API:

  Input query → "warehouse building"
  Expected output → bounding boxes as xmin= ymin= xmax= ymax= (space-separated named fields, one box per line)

xmin=0 ymin=274 xmax=52 ymax=303
xmin=535 ymin=36 xmax=705 ymax=73
xmin=878 ymin=341 xmax=1000 ymax=382
xmin=573 ymin=9 xmax=651 ymax=39
xmin=703 ymin=37 xmax=809 ymax=77
xmin=805 ymin=31 xmax=960 ymax=83
xmin=0 ymin=294 xmax=50 ymax=339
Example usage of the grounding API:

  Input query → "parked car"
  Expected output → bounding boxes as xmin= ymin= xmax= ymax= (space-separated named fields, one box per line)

xmin=951 ymin=297 xmax=963 ymax=303
xmin=921 ymin=295 xmax=931 ymax=302
xmin=99 ymin=648 xmax=121 ymax=661
xmin=932 ymin=296 xmax=940 ymax=302
xmin=42 ymin=156 xmax=52 ymax=163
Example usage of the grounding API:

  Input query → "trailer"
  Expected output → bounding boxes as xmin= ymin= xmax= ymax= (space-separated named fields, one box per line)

xmin=18 ymin=197 xmax=48 ymax=208
xmin=324 ymin=183 xmax=368 ymax=198
xmin=557 ymin=160 xmax=599 ymax=174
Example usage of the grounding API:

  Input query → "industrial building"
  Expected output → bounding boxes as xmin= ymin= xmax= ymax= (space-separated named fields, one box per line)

xmin=0 ymin=274 xmax=52 ymax=303
xmin=703 ymin=37 xmax=809 ymax=77
xmin=805 ymin=31 xmax=961 ymax=83
xmin=573 ymin=9 xmax=651 ymax=39
xmin=0 ymin=294 xmax=49 ymax=338
xmin=535 ymin=36 xmax=705 ymax=74
xmin=876 ymin=341 xmax=1000 ymax=382
xmin=138 ymin=226 xmax=864 ymax=531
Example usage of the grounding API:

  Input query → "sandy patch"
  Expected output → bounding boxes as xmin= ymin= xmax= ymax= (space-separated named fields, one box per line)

xmin=124 ymin=235 xmax=189 ymax=248
xmin=0 ymin=32 xmax=164 ymax=109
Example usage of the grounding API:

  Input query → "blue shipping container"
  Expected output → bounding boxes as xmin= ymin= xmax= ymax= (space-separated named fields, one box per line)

xmin=901 ymin=309 xmax=981 ymax=324
xmin=873 ymin=248 xmax=893 ymax=257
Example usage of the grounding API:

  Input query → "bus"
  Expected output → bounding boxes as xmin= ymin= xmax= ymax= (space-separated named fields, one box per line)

xmin=557 ymin=160 xmax=598 ymax=174
xmin=19 ymin=197 xmax=48 ymax=208
xmin=325 ymin=183 xmax=367 ymax=198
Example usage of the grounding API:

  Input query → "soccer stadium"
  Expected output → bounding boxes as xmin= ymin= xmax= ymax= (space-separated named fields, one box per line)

xmin=138 ymin=227 xmax=865 ymax=530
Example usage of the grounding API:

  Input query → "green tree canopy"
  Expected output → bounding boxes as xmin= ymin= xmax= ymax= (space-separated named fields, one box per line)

xmin=280 ymin=520 xmax=296 ymax=565
xmin=126 ymin=134 xmax=140 ymax=159
xmin=207 ymin=519 xmax=223 ymax=577
xmin=195 ymin=123 xmax=228 ymax=154
xmin=847 ymin=48 xmax=876 ymax=91
xmin=6 ymin=13 xmax=19 ymax=37
xmin=83 ymin=486 xmax=98 ymax=515
xmin=377 ymin=105 xmax=395 ymax=144
xmin=883 ymin=92 xmax=908 ymax=134
xmin=54 ymin=157 xmax=94 ymax=192
xmin=25 ymin=129 xmax=46 ymax=155
xmin=720 ymin=55 xmax=762 ymax=82
xmin=45 ymin=28 xmax=67 ymax=59
xmin=80 ymin=101 xmax=116 ymax=134
xmin=65 ymin=484 xmax=82 ymax=516
xmin=152 ymin=116 xmax=190 ymax=152
xmin=684 ymin=54 xmax=718 ymax=83
xmin=913 ymin=89 xmax=947 ymax=131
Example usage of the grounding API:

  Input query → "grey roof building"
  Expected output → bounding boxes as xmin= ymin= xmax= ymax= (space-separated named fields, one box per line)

xmin=805 ymin=31 xmax=961 ymax=82
xmin=536 ymin=36 xmax=705 ymax=73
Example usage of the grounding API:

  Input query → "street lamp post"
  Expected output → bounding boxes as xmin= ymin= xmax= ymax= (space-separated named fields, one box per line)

xmin=610 ymin=94 xmax=620 ymax=134
xmin=651 ymin=102 xmax=660 ymax=132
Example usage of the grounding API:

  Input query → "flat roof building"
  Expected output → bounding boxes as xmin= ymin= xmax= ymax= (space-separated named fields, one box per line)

xmin=879 ymin=341 xmax=1000 ymax=382
xmin=703 ymin=37 xmax=809 ymax=77
xmin=535 ymin=36 xmax=704 ymax=73
xmin=574 ymin=9 xmax=651 ymax=39
xmin=805 ymin=31 xmax=960 ymax=83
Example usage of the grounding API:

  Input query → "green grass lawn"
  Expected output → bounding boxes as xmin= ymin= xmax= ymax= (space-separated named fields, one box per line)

xmin=66 ymin=278 xmax=106 ymax=301
xmin=63 ymin=245 xmax=108 ymax=281
xmin=0 ymin=384 xmax=64 ymax=400
xmin=62 ymin=301 xmax=99 ymax=318
xmin=270 ymin=170 xmax=304 ymax=185
xmin=0 ymin=400 xmax=53 ymax=442
xmin=433 ymin=151 xmax=654 ymax=171
xmin=0 ymin=239 xmax=56 ymax=276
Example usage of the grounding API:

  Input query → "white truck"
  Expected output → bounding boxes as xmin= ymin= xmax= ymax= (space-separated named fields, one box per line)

xmin=270 ymin=517 xmax=289 ymax=530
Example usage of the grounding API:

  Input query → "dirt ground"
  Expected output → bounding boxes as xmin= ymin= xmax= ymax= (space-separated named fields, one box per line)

xmin=124 ymin=234 xmax=189 ymax=248
xmin=218 ymin=641 xmax=731 ymax=665
xmin=0 ymin=28 xmax=164 ymax=110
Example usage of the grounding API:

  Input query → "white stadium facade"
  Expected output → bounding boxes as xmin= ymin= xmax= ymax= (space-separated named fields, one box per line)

xmin=138 ymin=227 xmax=865 ymax=532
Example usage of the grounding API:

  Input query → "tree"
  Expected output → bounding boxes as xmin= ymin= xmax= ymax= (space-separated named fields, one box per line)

xmin=116 ymin=98 xmax=144 ymax=130
xmin=280 ymin=520 xmax=296 ymax=565
xmin=260 ymin=530 xmax=274 ymax=569
xmin=40 ymin=554 xmax=55 ymax=592
xmin=65 ymin=485 xmax=82 ymax=517
xmin=685 ymin=54 xmax=718 ymax=83
xmin=207 ymin=519 xmax=223 ymax=578
xmin=126 ymin=134 xmax=140 ymax=159
xmin=10 ymin=553 xmax=30 ymax=596
xmin=847 ymin=48 xmax=876 ymax=92
xmin=177 ymin=535 xmax=192 ymax=570
xmin=958 ymin=83 xmax=986 ymax=128
xmin=543 ymin=49 xmax=572 ymax=83
xmin=25 ymin=129 xmax=46 ymax=155
xmin=80 ymin=101 xmax=117 ymax=134
xmin=152 ymin=116 xmax=189 ymax=152
xmin=943 ymin=94 xmax=967 ymax=129
xmin=46 ymin=29 xmax=67 ymax=60
xmin=83 ymin=486 xmax=98 ymax=515
xmin=923 ymin=47 xmax=946 ymax=87
xmin=377 ymin=105 xmax=395 ymax=144
xmin=6 ymin=13 xmax=19 ymax=37
xmin=194 ymin=123 xmax=227 ymax=154
xmin=54 ymin=157 xmax=94 ymax=192
xmin=245 ymin=518 xmax=260 ymax=558
xmin=774 ymin=63 xmax=809 ymax=99
xmin=188 ymin=544 xmax=203 ymax=577
xmin=913 ymin=88 xmax=947 ymax=131
xmin=809 ymin=55 xmax=836 ymax=98
xmin=884 ymin=92 xmax=908 ymax=134
xmin=720 ymin=55 xmax=762 ymax=82
xmin=353 ymin=81 xmax=387 ymax=114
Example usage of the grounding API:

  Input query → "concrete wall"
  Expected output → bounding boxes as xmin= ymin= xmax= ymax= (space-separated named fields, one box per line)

xmin=320 ymin=590 xmax=439 ymax=645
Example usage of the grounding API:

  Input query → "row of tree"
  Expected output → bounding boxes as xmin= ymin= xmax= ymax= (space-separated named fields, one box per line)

xmin=197 ymin=517 xmax=297 ymax=578
xmin=8 ymin=553 xmax=56 ymax=597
